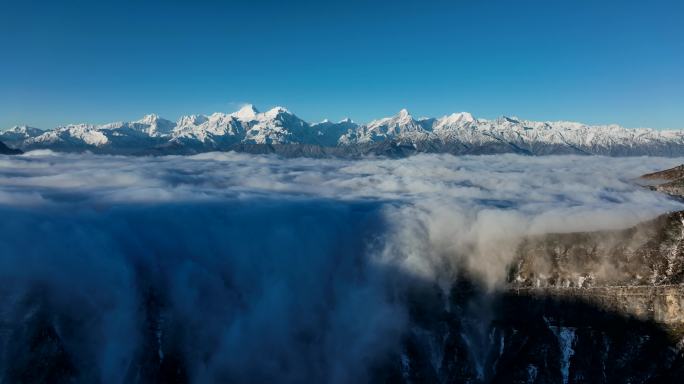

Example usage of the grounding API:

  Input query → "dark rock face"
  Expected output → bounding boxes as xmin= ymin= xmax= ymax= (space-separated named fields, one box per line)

xmin=642 ymin=165 xmax=684 ymax=182
xmin=0 ymin=140 xmax=22 ymax=155
xmin=391 ymin=276 xmax=684 ymax=384
xmin=5 ymin=276 xmax=682 ymax=383
xmin=641 ymin=165 xmax=684 ymax=198
xmin=3 ymin=306 xmax=78 ymax=383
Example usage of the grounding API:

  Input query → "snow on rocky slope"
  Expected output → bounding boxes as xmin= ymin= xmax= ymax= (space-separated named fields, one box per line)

xmin=3 ymin=106 xmax=684 ymax=156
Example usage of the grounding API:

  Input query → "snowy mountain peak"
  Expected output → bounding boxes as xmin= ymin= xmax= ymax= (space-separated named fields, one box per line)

xmin=0 ymin=125 xmax=44 ymax=148
xmin=265 ymin=106 xmax=291 ymax=118
xmin=233 ymin=104 xmax=260 ymax=121
xmin=441 ymin=112 xmax=475 ymax=125
xmin=138 ymin=113 xmax=160 ymax=123
xmin=177 ymin=114 xmax=209 ymax=127
xmin=398 ymin=108 xmax=411 ymax=119
xmin=3 ymin=125 xmax=42 ymax=134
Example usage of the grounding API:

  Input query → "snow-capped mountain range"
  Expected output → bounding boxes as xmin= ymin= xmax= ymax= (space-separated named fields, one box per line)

xmin=3 ymin=105 xmax=684 ymax=156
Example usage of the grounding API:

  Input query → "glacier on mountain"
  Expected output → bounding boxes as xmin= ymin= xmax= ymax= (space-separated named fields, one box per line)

xmin=3 ymin=106 xmax=684 ymax=156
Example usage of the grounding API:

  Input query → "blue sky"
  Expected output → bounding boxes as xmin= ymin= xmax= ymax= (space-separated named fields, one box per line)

xmin=1 ymin=0 xmax=682 ymax=129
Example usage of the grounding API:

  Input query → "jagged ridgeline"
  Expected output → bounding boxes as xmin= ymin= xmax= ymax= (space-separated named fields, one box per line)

xmin=4 ymin=105 xmax=684 ymax=156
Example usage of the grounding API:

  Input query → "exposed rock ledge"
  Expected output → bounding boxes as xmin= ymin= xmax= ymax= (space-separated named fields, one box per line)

xmin=511 ymin=285 xmax=684 ymax=327
xmin=505 ymin=164 xmax=684 ymax=333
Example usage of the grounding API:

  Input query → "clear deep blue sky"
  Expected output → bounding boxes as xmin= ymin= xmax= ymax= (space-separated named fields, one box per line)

xmin=1 ymin=0 xmax=683 ymax=129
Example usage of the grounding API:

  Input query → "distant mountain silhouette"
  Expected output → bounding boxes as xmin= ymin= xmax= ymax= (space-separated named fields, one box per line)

xmin=0 ymin=140 xmax=21 ymax=155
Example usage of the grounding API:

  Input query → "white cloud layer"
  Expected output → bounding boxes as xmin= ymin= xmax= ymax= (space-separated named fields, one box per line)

xmin=3 ymin=151 xmax=683 ymax=284
xmin=0 ymin=151 xmax=683 ymax=382
xmin=2 ymin=151 xmax=682 ymax=212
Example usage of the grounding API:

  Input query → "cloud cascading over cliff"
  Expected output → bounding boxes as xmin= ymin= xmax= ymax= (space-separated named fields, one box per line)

xmin=1 ymin=152 xmax=683 ymax=383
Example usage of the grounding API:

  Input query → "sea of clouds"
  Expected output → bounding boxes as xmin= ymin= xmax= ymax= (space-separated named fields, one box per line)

xmin=0 ymin=151 xmax=683 ymax=383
